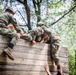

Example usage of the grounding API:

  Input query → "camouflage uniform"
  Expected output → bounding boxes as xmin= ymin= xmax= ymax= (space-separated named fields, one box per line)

xmin=0 ymin=12 xmax=21 ymax=45
xmin=44 ymin=28 xmax=61 ymax=65
xmin=22 ymin=26 xmax=46 ymax=42
xmin=35 ymin=34 xmax=44 ymax=42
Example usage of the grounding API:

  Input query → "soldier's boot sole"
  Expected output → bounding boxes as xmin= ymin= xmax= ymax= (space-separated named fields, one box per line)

xmin=57 ymin=70 xmax=64 ymax=75
xmin=57 ymin=65 xmax=64 ymax=75
xmin=3 ymin=48 xmax=14 ymax=60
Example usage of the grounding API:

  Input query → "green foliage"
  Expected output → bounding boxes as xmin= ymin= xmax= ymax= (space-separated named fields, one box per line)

xmin=68 ymin=50 xmax=75 ymax=75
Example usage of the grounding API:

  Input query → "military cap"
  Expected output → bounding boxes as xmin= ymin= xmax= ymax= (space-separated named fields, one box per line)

xmin=37 ymin=21 xmax=44 ymax=26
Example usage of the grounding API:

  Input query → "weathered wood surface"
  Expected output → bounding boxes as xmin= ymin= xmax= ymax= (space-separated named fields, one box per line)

xmin=0 ymin=35 xmax=69 ymax=75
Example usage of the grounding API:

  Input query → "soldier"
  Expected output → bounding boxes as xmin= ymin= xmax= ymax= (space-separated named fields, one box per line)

xmin=0 ymin=7 xmax=22 ymax=60
xmin=43 ymin=28 xmax=63 ymax=75
xmin=21 ymin=21 xmax=47 ymax=45
xmin=35 ymin=34 xmax=44 ymax=42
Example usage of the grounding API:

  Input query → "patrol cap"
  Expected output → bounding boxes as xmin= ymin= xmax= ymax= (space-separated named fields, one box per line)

xmin=37 ymin=21 xmax=44 ymax=26
xmin=5 ymin=7 xmax=15 ymax=14
xmin=44 ymin=28 xmax=51 ymax=36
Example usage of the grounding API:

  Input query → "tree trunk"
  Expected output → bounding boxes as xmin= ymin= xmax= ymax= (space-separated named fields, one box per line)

xmin=17 ymin=0 xmax=31 ymax=30
xmin=32 ymin=0 xmax=42 ymax=24
xmin=24 ymin=0 xmax=31 ymax=30
xmin=37 ymin=3 xmax=41 ymax=22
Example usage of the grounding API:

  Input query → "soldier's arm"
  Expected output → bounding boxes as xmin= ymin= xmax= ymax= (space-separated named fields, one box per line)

xmin=21 ymin=33 xmax=36 ymax=45
xmin=9 ymin=15 xmax=21 ymax=33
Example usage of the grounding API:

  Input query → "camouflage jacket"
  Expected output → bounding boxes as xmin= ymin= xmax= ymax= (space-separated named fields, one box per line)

xmin=27 ymin=26 xmax=47 ymax=41
xmin=0 ymin=12 xmax=21 ymax=32
xmin=45 ymin=29 xmax=61 ymax=50
xmin=28 ymin=26 xmax=45 ymax=41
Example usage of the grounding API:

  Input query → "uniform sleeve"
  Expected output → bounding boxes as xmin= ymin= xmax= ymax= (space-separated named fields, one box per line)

xmin=28 ymin=27 xmax=44 ymax=41
xmin=9 ymin=15 xmax=21 ymax=32
xmin=21 ymin=33 xmax=33 ymax=42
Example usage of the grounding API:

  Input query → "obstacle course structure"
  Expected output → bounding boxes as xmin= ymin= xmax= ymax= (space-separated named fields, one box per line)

xmin=0 ymin=35 xmax=69 ymax=75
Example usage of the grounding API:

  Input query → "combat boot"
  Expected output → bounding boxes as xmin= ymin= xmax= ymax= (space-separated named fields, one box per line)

xmin=57 ymin=65 xmax=64 ymax=75
xmin=3 ymin=47 xmax=14 ymax=60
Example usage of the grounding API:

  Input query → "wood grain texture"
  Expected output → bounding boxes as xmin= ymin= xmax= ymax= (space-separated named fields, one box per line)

xmin=0 ymin=36 xmax=69 ymax=75
xmin=0 ymin=71 xmax=69 ymax=75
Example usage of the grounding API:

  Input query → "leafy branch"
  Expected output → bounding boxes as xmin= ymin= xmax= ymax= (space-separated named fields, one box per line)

xmin=51 ymin=5 xmax=76 ymax=25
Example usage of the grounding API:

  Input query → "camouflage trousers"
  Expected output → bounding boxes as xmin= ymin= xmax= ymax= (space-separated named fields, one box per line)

xmin=0 ymin=28 xmax=20 ymax=45
xmin=50 ymin=47 xmax=60 ymax=66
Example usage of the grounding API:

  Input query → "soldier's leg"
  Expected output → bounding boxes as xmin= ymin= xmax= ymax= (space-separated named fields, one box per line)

xmin=51 ymin=49 xmax=63 ymax=75
xmin=0 ymin=28 xmax=20 ymax=60
xmin=5 ymin=33 xmax=20 ymax=60
xmin=54 ymin=57 xmax=63 ymax=75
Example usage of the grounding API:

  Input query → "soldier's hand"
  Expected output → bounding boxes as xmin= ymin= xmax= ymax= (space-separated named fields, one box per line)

xmin=20 ymin=32 xmax=25 ymax=37
xmin=31 ymin=40 xmax=36 ymax=45
xmin=7 ymin=24 xmax=14 ymax=29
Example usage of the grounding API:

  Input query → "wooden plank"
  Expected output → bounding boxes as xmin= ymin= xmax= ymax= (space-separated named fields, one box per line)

xmin=0 ymin=45 xmax=68 ymax=58
xmin=0 ymin=46 xmax=68 ymax=58
xmin=0 ymin=58 xmax=68 ymax=67
xmin=0 ymin=71 xmax=47 ymax=75
xmin=0 ymin=64 xmax=69 ymax=73
xmin=0 ymin=57 xmax=69 ymax=69
xmin=0 ymin=45 xmax=48 ymax=55
xmin=0 ymin=44 xmax=7 ymax=48
xmin=0 ymin=51 xmax=46 ymax=61
xmin=0 ymin=64 xmax=45 ymax=71
xmin=0 ymin=51 xmax=68 ymax=61
xmin=59 ymin=47 xmax=68 ymax=52
xmin=51 ymin=72 xmax=69 ymax=75
xmin=0 ymin=44 xmax=68 ymax=54
xmin=0 ymin=71 xmax=69 ymax=75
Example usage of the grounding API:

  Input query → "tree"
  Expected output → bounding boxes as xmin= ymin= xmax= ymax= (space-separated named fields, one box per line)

xmin=32 ymin=0 xmax=42 ymax=23
xmin=17 ymin=0 xmax=31 ymax=30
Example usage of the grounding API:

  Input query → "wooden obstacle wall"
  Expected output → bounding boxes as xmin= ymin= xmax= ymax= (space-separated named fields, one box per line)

xmin=0 ymin=35 xmax=69 ymax=75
